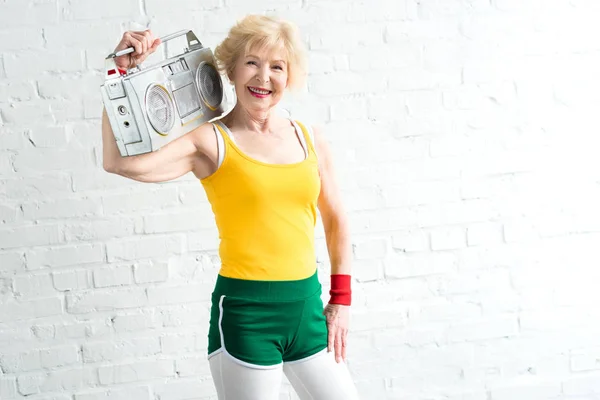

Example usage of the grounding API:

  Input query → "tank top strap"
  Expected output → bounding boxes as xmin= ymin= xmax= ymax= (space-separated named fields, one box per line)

xmin=293 ymin=120 xmax=317 ymax=159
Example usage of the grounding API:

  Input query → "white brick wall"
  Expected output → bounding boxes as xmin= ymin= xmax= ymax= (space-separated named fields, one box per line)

xmin=1 ymin=0 xmax=599 ymax=399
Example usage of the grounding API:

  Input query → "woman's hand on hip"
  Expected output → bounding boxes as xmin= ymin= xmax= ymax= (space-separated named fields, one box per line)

xmin=323 ymin=303 xmax=350 ymax=363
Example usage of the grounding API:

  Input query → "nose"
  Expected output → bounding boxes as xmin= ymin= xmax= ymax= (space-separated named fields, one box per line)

xmin=256 ymin=65 xmax=270 ymax=84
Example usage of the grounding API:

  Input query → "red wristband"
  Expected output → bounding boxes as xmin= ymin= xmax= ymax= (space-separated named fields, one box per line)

xmin=329 ymin=274 xmax=352 ymax=306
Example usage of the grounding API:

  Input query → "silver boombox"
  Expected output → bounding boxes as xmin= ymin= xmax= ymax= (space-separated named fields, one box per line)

xmin=101 ymin=30 xmax=232 ymax=157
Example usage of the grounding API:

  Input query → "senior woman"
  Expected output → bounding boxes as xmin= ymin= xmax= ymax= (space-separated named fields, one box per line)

xmin=101 ymin=15 xmax=359 ymax=400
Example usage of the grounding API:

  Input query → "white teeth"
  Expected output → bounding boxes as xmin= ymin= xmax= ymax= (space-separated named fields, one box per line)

xmin=249 ymin=87 xmax=270 ymax=95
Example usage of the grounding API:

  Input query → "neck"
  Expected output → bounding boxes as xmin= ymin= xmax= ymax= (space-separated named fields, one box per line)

xmin=225 ymin=104 xmax=278 ymax=134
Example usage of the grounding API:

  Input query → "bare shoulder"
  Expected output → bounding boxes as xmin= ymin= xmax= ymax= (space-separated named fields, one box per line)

xmin=189 ymin=122 xmax=218 ymax=158
xmin=187 ymin=121 xmax=219 ymax=179
xmin=310 ymin=124 xmax=332 ymax=167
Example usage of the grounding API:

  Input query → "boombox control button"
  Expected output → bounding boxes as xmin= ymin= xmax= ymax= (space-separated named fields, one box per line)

xmin=118 ymin=105 xmax=128 ymax=115
xmin=106 ymin=81 xmax=126 ymax=100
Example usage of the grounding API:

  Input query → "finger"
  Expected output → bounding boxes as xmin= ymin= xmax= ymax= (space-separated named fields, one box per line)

xmin=335 ymin=328 xmax=343 ymax=363
xmin=128 ymin=32 xmax=147 ymax=55
xmin=143 ymin=30 xmax=154 ymax=52
xmin=342 ymin=328 xmax=347 ymax=361
xmin=150 ymin=37 xmax=161 ymax=52
xmin=136 ymin=33 xmax=148 ymax=55
xmin=125 ymin=32 xmax=144 ymax=56
xmin=327 ymin=322 xmax=335 ymax=353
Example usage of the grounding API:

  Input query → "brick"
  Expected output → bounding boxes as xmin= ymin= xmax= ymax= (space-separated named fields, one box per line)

xmin=176 ymin=356 xmax=210 ymax=377
xmin=0 ymin=173 xmax=72 ymax=201
xmin=571 ymin=347 xmax=600 ymax=372
xmin=52 ymin=320 xmax=111 ymax=341
xmin=27 ymin=368 xmax=97 ymax=394
xmin=490 ymin=383 xmax=562 ymax=400
xmin=0 ymin=153 xmax=15 ymax=176
xmin=0 ymin=203 xmax=19 ymax=224
xmin=384 ymin=181 xmax=461 ymax=208
xmin=430 ymin=226 xmax=467 ymax=251
xmin=562 ymin=373 xmax=600 ymax=395
xmin=448 ymin=316 xmax=519 ymax=343
xmin=27 ymin=244 xmax=105 ymax=269
xmin=147 ymin=283 xmax=212 ymax=306
xmin=66 ymin=288 xmax=147 ymax=314
xmin=391 ymin=230 xmax=429 ymax=252
xmin=159 ymin=303 xmax=209 ymax=328
xmin=187 ymin=230 xmax=220 ymax=252
xmin=329 ymin=97 xmax=368 ymax=121
xmin=27 ymin=126 xmax=70 ymax=148
xmin=404 ymin=90 xmax=444 ymax=118
xmin=93 ymin=265 xmax=133 ymax=288
xmin=355 ymin=137 xmax=429 ymax=163
xmin=309 ymin=24 xmax=383 ymax=52
xmin=63 ymin=218 xmax=137 ymax=242
xmin=0 ymin=349 xmax=41 ymax=373
xmin=0 ymin=297 xmax=63 ymax=323
xmin=22 ymin=197 xmax=102 ymax=220
xmin=0 ymin=251 xmax=25 ymax=273
xmin=101 ymin=187 xmax=179 ymax=215
xmin=352 ymin=238 xmax=389 ymax=260
xmin=0 ymin=224 xmax=62 ymax=250
xmin=309 ymin=72 xmax=386 ymax=97
xmin=13 ymin=149 xmax=95 ymax=173
xmin=75 ymin=387 xmax=151 ymax=400
xmin=0 ymin=127 xmax=28 ymax=150
xmin=440 ymin=268 xmax=511 ymax=295
xmin=154 ymin=380 xmax=216 ymax=400
xmin=160 ymin=333 xmax=203 ymax=354
xmin=467 ymin=222 xmax=504 ymax=246
xmin=307 ymin=53 xmax=335 ymax=75
xmin=40 ymin=345 xmax=80 ymax=369
xmin=52 ymin=269 xmax=91 ymax=291
xmin=0 ymin=27 xmax=44 ymax=52
xmin=385 ymin=252 xmax=457 ymax=279
xmin=112 ymin=313 xmax=160 ymax=333
xmin=98 ymin=360 xmax=175 ymax=385
xmin=0 ymin=377 xmax=17 ymax=399
xmin=106 ymin=234 xmax=184 ymax=262
xmin=133 ymin=261 xmax=169 ymax=284
xmin=13 ymin=273 xmax=55 ymax=298
xmin=0 ymin=326 xmax=32 ymax=344
xmin=502 ymin=219 xmax=540 ymax=243
xmin=0 ymin=81 xmax=36 ymax=102
xmin=4 ymin=50 xmax=83 ymax=79
xmin=44 ymin=22 xmax=122 ymax=50
xmin=143 ymin=209 xmax=215 ymax=233
xmin=63 ymin=0 xmax=139 ymax=20
xmin=83 ymin=337 xmax=160 ymax=363
xmin=389 ymin=68 xmax=461 ymax=91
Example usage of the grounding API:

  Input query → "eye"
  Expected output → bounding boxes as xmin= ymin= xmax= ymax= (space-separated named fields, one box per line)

xmin=246 ymin=61 xmax=257 ymax=66
xmin=272 ymin=65 xmax=284 ymax=71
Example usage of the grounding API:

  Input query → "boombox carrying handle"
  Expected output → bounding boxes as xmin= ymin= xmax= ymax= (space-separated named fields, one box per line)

xmin=104 ymin=29 xmax=202 ymax=79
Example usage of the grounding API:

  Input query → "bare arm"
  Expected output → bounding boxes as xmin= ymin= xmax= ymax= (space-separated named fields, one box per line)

xmin=314 ymin=125 xmax=352 ymax=276
xmin=102 ymin=108 xmax=214 ymax=183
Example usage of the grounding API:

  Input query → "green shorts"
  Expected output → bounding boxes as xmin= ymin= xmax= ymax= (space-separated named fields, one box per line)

xmin=207 ymin=271 xmax=328 ymax=368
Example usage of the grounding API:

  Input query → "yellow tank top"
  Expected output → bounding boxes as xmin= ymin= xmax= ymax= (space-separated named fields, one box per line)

xmin=200 ymin=120 xmax=320 ymax=281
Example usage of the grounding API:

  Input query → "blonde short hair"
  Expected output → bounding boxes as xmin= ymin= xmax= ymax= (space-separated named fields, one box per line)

xmin=214 ymin=15 xmax=307 ymax=91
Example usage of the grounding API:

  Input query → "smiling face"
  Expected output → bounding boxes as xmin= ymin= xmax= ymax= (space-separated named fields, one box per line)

xmin=230 ymin=45 xmax=288 ymax=114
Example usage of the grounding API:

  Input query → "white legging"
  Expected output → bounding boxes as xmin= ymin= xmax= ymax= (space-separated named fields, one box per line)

xmin=209 ymin=349 xmax=360 ymax=399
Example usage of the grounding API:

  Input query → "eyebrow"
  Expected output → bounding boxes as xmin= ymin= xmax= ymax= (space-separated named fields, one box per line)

xmin=246 ymin=54 xmax=287 ymax=64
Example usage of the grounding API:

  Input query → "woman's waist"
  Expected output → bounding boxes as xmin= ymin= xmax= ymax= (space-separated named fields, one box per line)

xmin=212 ymin=268 xmax=321 ymax=302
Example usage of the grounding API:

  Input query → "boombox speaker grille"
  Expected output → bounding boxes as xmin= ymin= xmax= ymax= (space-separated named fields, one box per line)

xmin=196 ymin=62 xmax=223 ymax=110
xmin=146 ymin=84 xmax=175 ymax=135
